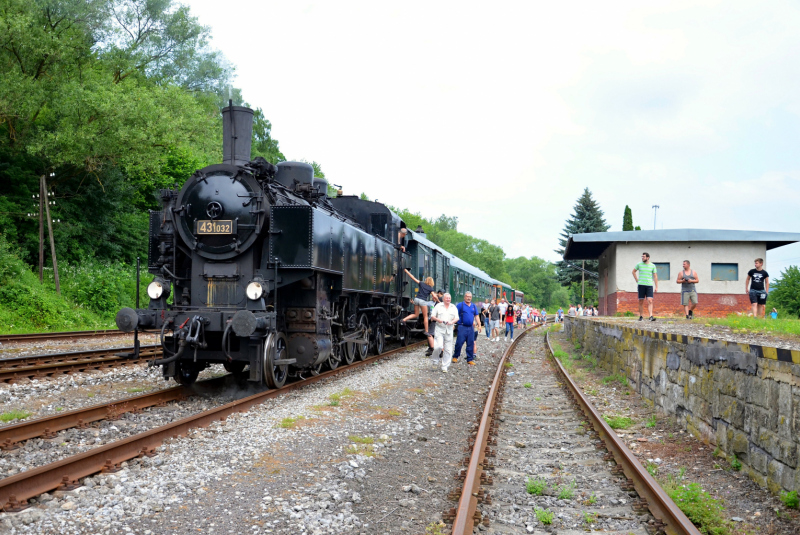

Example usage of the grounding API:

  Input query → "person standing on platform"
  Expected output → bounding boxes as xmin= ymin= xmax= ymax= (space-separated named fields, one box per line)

xmin=746 ymin=258 xmax=770 ymax=319
xmin=677 ymin=260 xmax=699 ymax=319
xmin=632 ymin=252 xmax=658 ymax=321
xmin=430 ymin=293 xmax=458 ymax=372
xmin=452 ymin=292 xmax=479 ymax=366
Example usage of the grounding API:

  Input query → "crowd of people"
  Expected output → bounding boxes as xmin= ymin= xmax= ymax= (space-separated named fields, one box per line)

xmin=401 ymin=281 xmax=568 ymax=373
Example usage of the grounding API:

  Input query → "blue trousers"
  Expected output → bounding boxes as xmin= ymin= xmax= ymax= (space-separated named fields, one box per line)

xmin=483 ymin=319 xmax=491 ymax=338
xmin=505 ymin=322 xmax=514 ymax=339
xmin=454 ymin=325 xmax=475 ymax=362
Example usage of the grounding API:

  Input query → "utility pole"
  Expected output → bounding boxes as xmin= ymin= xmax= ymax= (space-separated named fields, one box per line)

xmin=581 ymin=260 xmax=585 ymax=307
xmin=652 ymin=205 xmax=660 ymax=230
xmin=41 ymin=174 xmax=61 ymax=294
xmin=38 ymin=181 xmax=44 ymax=282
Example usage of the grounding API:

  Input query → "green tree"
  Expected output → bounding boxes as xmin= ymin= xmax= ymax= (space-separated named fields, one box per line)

xmin=634 ymin=225 xmax=642 ymax=231
xmin=770 ymin=266 xmax=800 ymax=317
xmin=251 ymin=108 xmax=285 ymax=164
xmin=623 ymin=205 xmax=634 ymax=231
xmin=554 ymin=188 xmax=610 ymax=287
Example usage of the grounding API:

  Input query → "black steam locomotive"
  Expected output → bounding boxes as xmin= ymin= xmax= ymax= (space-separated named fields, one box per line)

xmin=116 ymin=104 xmax=417 ymax=387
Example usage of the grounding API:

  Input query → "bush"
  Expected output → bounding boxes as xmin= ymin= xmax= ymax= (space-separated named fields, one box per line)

xmin=770 ymin=266 xmax=800 ymax=318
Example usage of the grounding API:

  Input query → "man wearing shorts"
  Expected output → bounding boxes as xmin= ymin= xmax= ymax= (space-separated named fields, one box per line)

xmin=746 ymin=258 xmax=769 ymax=319
xmin=632 ymin=252 xmax=658 ymax=321
xmin=677 ymin=260 xmax=699 ymax=319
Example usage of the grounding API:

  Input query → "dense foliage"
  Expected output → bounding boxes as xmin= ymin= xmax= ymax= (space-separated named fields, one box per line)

xmin=622 ymin=205 xmax=633 ymax=231
xmin=770 ymin=266 xmax=800 ymax=318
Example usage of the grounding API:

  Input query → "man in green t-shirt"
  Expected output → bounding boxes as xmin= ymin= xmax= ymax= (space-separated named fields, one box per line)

xmin=631 ymin=252 xmax=658 ymax=321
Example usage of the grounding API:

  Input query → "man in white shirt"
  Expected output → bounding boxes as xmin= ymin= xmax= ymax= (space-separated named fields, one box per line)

xmin=497 ymin=299 xmax=508 ymax=322
xmin=430 ymin=293 xmax=459 ymax=372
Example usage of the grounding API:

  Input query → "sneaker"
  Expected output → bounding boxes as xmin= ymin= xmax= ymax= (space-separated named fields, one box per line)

xmin=638 ymin=316 xmax=643 ymax=321
xmin=468 ymin=361 xmax=476 ymax=366
xmin=685 ymin=315 xmax=689 ymax=320
xmin=441 ymin=368 xmax=448 ymax=373
xmin=452 ymin=358 xmax=458 ymax=363
xmin=425 ymin=348 xmax=433 ymax=357
xmin=649 ymin=316 xmax=656 ymax=321
xmin=689 ymin=310 xmax=694 ymax=319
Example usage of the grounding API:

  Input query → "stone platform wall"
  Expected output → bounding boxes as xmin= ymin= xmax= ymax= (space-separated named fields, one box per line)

xmin=564 ymin=317 xmax=800 ymax=496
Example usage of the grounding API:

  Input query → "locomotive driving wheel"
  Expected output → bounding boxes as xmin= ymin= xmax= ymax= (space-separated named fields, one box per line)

xmin=372 ymin=323 xmax=385 ymax=355
xmin=264 ymin=333 xmax=288 ymax=389
xmin=356 ymin=313 xmax=370 ymax=361
xmin=342 ymin=304 xmax=356 ymax=366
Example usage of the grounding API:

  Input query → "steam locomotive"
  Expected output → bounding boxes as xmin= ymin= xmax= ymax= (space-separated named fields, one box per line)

xmin=115 ymin=104 xmax=518 ymax=387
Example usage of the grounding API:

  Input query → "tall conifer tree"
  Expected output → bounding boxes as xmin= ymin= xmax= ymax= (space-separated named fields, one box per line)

xmin=622 ymin=205 xmax=634 ymax=231
xmin=555 ymin=188 xmax=610 ymax=286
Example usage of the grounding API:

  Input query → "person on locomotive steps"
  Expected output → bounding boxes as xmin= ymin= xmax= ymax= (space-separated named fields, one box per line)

xmin=424 ymin=290 xmax=445 ymax=357
xmin=430 ymin=293 xmax=459 ymax=372
xmin=402 ymin=269 xmax=438 ymax=336
xmin=452 ymin=291 xmax=479 ymax=366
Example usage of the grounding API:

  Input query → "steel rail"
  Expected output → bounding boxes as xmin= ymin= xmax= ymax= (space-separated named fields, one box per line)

xmin=0 ymin=341 xmax=426 ymax=511
xmin=0 ymin=330 xmax=124 ymax=344
xmin=0 ymin=346 xmax=160 ymax=370
xmin=450 ymin=322 xmax=547 ymax=534
xmin=544 ymin=329 xmax=700 ymax=535
xmin=0 ymin=376 xmax=228 ymax=451
xmin=0 ymin=349 xmax=160 ymax=384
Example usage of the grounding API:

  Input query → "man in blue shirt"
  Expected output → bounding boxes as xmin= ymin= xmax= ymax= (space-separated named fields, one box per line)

xmin=453 ymin=292 xmax=479 ymax=366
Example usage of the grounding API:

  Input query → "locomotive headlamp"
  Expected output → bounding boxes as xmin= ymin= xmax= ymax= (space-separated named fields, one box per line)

xmin=246 ymin=281 xmax=264 ymax=300
xmin=147 ymin=280 xmax=165 ymax=299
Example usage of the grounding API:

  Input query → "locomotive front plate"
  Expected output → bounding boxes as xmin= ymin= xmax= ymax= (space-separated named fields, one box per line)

xmin=196 ymin=220 xmax=234 ymax=235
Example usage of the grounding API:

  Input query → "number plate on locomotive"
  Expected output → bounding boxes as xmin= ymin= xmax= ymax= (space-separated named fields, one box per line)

xmin=196 ymin=220 xmax=233 ymax=235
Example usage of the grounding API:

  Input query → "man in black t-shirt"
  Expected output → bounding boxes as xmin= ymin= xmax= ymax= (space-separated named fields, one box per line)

xmin=745 ymin=258 xmax=770 ymax=319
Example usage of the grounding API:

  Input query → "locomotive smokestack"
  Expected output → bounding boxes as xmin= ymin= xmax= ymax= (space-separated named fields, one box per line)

xmin=221 ymin=100 xmax=254 ymax=166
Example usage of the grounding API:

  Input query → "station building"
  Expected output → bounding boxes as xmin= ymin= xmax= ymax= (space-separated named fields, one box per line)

xmin=562 ymin=229 xmax=800 ymax=317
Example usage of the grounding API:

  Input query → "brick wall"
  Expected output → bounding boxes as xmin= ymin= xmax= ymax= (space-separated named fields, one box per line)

xmin=565 ymin=317 xmax=800 ymax=497
xmin=603 ymin=291 xmax=751 ymax=318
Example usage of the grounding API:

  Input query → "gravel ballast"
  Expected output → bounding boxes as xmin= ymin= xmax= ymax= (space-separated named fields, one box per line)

xmin=0 ymin=332 xmax=522 ymax=534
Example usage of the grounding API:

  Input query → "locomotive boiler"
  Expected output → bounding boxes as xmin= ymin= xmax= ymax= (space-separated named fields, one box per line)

xmin=116 ymin=104 xmax=411 ymax=387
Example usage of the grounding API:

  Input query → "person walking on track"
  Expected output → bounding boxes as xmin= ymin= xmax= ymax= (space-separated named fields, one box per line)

xmin=504 ymin=302 xmax=515 ymax=341
xmin=430 ymin=293 xmax=458 ymax=372
xmin=453 ymin=292 xmax=480 ymax=366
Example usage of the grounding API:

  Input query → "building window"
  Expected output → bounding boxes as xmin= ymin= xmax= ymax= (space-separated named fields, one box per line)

xmin=654 ymin=262 xmax=670 ymax=282
xmin=711 ymin=263 xmax=739 ymax=281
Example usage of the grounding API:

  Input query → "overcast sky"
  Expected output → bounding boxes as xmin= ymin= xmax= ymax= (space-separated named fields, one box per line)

xmin=187 ymin=0 xmax=800 ymax=277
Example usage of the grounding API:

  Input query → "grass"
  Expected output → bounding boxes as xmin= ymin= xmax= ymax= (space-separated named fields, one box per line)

xmin=126 ymin=387 xmax=145 ymax=393
xmin=582 ymin=354 xmax=597 ymax=369
xmin=525 ymin=477 xmax=547 ymax=495
xmin=703 ymin=315 xmax=800 ymax=338
xmin=646 ymin=414 xmax=657 ymax=428
xmin=278 ymin=416 xmax=305 ymax=429
xmin=603 ymin=415 xmax=634 ymax=429
xmin=87 ymin=393 xmax=96 ymax=398
xmin=345 ymin=443 xmax=375 ymax=457
xmin=781 ymin=490 xmax=799 ymax=509
xmin=584 ymin=511 xmax=598 ymax=524
xmin=0 ymin=410 xmax=31 ymax=422
xmin=348 ymin=435 xmax=374 ymax=444
xmin=645 ymin=462 xmax=659 ymax=477
xmin=524 ymin=382 xmax=532 ymax=388
xmin=602 ymin=373 xmax=628 ymax=387
xmin=425 ymin=521 xmax=447 ymax=535
xmin=659 ymin=468 xmax=730 ymax=535
xmin=504 ymin=362 xmax=514 ymax=368
xmin=329 ymin=387 xmax=356 ymax=406
xmin=557 ymin=481 xmax=576 ymax=500
xmin=534 ymin=507 xmax=554 ymax=525
xmin=586 ymin=493 xmax=597 ymax=505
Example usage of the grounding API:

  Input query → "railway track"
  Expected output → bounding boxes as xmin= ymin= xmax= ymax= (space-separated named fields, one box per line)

xmin=0 ymin=346 xmax=160 ymax=383
xmin=0 ymin=340 xmax=426 ymax=512
xmin=0 ymin=329 xmax=124 ymax=344
xmin=447 ymin=326 xmax=701 ymax=535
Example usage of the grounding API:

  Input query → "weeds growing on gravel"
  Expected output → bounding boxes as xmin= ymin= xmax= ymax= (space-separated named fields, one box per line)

xmin=534 ymin=507 xmax=554 ymax=525
xmin=602 ymin=373 xmax=628 ymax=387
xmin=348 ymin=435 xmax=374 ymax=444
xmin=524 ymin=383 xmax=532 ymax=388
xmin=646 ymin=415 xmax=657 ymax=428
xmin=425 ymin=521 xmax=447 ymax=535
xmin=345 ymin=443 xmax=375 ymax=457
xmin=126 ymin=388 xmax=145 ymax=393
xmin=586 ymin=493 xmax=597 ymax=505
xmin=730 ymin=455 xmax=742 ymax=471
xmin=781 ymin=490 xmax=799 ymax=509
xmin=582 ymin=354 xmax=597 ymax=368
xmin=0 ymin=410 xmax=31 ymax=422
xmin=504 ymin=362 xmax=513 ymax=368
xmin=584 ymin=511 xmax=598 ymax=524
xmin=278 ymin=416 xmax=305 ymax=429
xmin=658 ymin=468 xmax=730 ymax=535
xmin=526 ymin=477 xmax=547 ymax=495
xmin=603 ymin=415 xmax=634 ymax=429
xmin=645 ymin=462 xmax=659 ymax=477
xmin=329 ymin=387 xmax=356 ymax=406
xmin=557 ymin=481 xmax=576 ymax=500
